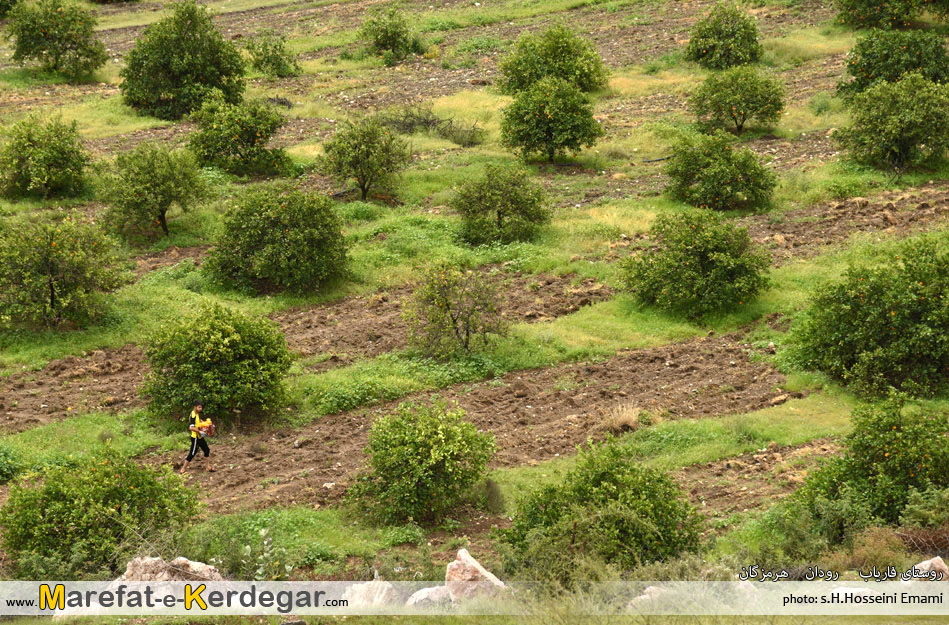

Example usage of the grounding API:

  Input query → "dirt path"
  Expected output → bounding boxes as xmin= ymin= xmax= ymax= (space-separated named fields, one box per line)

xmin=274 ymin=271 xmax=612 ymax=370
xmin=158 ymin=331 xmax=791 ymax=513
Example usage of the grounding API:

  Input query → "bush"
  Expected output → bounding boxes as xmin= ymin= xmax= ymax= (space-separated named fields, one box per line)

xmin=102 ymin=143 xmax=205 ymax=238
xmin=500 ymin=440 xmax=703 ymax=583
xmin=685 ymin=3 xmax=763 ymax=70
xmin=689 ymin=66 xmax=784 ymax=134
xmin=243 ymin=28 xmax=301 ymax=78
xmin=141 ymin=302 xmax=292 ymax=422
xmin=120 ymin=0 xmax=245 ymax=120
xmin=791 ymin=238 xmax=949 ymax=397
xmin=0 ymin=0 xmax=16 ymax=17
xmin=0 ymin=453 xmax=199 ymax=579
xmin=359 ymin=6 xmax=424 ymax=66
xmin=833 ymin=0 xmax=924 ymax=28
xmin=797 ymin=398 xmax=949 ymax=531
xmin=497 ymin=24 xmax=609 ymax=94
xmin=0 ymin=215 xmax=124 ymax=327
xmin=451 ymin=163 xmax=549 ymax=245
xmin=501 ymin=76 xmax=604 ymax=162
xmin=348 ymin=401 xmax=495 ymax=525
xmin=7 ymin=0 xmax=107 ymax=81
xmin=0 ymin=115 xmax=89 ymax=199
xmin=205 ymin=188 xmax=347 ymax=294
xmin=402 ymin=262 xmax=505 ymax=360
xmin=189 ymin=95 xmax=289 ymax=175
xmin=665 ymin=130 xmax=776 ymax=211
xmin=322 ymin=116 xmax=412 ymax=201
xmin=835 ymin=73 xmax=949 ymax=174
xmin=0 ymin=447 xmax=21 ymax=484
xmin=838 ymin=30 xmax=949 ymax=98
xmin=622 ymin=211 xmax=770 ymax=319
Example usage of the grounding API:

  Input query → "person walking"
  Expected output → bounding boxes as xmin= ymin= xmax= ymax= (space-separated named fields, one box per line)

xmin=181 ymin=400 xmax=215 ymax=474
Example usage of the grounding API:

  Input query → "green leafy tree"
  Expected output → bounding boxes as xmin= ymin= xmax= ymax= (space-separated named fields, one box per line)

xmin=243 ymin=28 xmax=301 ymax=78
xmin=0 ymin=0 xmax=17 ymax=17
xmin=501 ymin=76 xmax=604 ymax=162
xmin=452 ymin=163 xmax=549 ymax=245
xmin=6 ymin=0 xmax=107 ymax=81
xmin=838 ymin=30 xmax=949 ymax=97
xmin=798 ymin=397 xmax=949 ymax=531
xmin=622 ymin=211 xmax=770 ymax=319
xmin=189 ymin=95 xmax=289 ymax=175
xmin=141 ymin=302 xmax=292 ymax=422
xmin=0 ymin=215 xmax=124 ymax=328
xmin=322 ymin=117 xmax=412 ymax=201
xmin=205 ymin=188 xmax=348 ymax=294
xmin=0 ymin=115 xmax=89 ymax=199
xmin=689 ymin=66 xmax=784 ymax=134
xmin=120 ymin=0 xmax=245 ymax=120
xmin=665 ymin=130 xmax=775 ymax=211
xmin=835 ymin=73 xmax=949 ymax=174
xmin=791 ymin=237 xmax=949 ymax=397
xmin=0 ymin=453 xmax=199 ymax=579
xmin=402 ymin=262 xmax=506 ymax=360
xmin=348 ymin=401 xmax=496 ymax=525
xmin=500 ymin=440 xmax=703 ymax=583
xmin=685 ymin=3 xmax=763 ymax=69
xmin=834 ymin=0 xmax=923 ymax=28
xmin=498 ymin=24 xmax=609 ymax=94
xmin=102 ymin=143 xmax=205 ymax=237
xmin=359 ymin=6 xmax=424 ymax=66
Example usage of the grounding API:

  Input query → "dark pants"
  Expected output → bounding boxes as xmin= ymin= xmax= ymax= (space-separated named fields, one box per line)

xmin=186 ymin=436 xmax=210 ymax=462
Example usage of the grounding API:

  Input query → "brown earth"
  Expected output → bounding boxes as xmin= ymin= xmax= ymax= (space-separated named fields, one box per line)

xmin=274 ymin=271 xmax=613 ymax=370
xmin=157 ymin=332 xmax=792 ymax=513
xmin=0 ymin=345 xmax=146 ymax=434
xmin=744 ymin=184 xmax=949 ymax=264
xmin=134 ymin=245 xmax=210 ymax=277
xmin=676 ymin=438 xmax=839 ymax=531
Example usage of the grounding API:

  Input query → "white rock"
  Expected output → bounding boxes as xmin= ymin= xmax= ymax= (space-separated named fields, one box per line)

xmin=341 ymin=580 xmax=399 ymax=607
xmin=406 ymin=585 xmax=452 ymax=607
xmin=117 ymin=556 xmax=224 ymax=582
xmin=912 ymin=556 xmax=949 ymax=580
xmin=445 ymin=549 xmax=506 ymax=602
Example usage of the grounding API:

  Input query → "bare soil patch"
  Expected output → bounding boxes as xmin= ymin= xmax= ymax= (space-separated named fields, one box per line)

xmin=134 ymin=245 xmax=210 ymax=277
xmin=676 ymin=439 xmax=839 ymax=530
xmin=158 ymin=332 xmax=791 ymax=513
xmin=744 ymin=184 xmax=949 ymax=264
xmin=0 ymin=345 xmax=146 ymax=434
xmin=275 ymin=271 xmax=612 ymax=371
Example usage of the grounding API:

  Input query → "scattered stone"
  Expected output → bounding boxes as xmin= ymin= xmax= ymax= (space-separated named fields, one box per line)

xmin=342 ymin=580 xmax=399 ymax=607
xmin=406 ymin=585 xmax=452 ymax=607
xmin=769 ymin=394 xmax=790 ymax=406
xmin=117 ymin=556 xmax=224 ymax=582
xmin=912 ymin=557 xmax=948 ymax=580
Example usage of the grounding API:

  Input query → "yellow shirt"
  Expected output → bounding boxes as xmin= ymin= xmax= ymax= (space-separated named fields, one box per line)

xmin=190 ymin=410 xmax=212 ymax=439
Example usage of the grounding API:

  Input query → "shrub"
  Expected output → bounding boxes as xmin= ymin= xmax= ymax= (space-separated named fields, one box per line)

xmin=243 ymin=28 xmax=301 ymax=78
xmin=189 ymin=95 xmax=289 ymax=176
xmin=797 ymin=398 xmax=949 ymax=532
xmin=622 ymin=211 xmax=770 ymax=319
xmin=665 ymin=130 xmax=776 ymax=211
xmin=359 ymin=6 xmax=424 ymax=66
xmin=141 ymin=302 xmax=292 ymax=422
xmin=838 ymin=30 xmax=949 ymax=98
xmin=689 ymin=66 xmax=784 ymax=134
xmin=501 ymin=76 xmax=604 ymax=162
xmin=348 ymin=401 xmax=496 ymax=525
xmin=120 ymin=0 xmax=245 ymax=120
xmin=0 ymin=447 xmax=21 ymax=484
xmin=0 ymin=453 xmax=199 ymax=579
xmin=791 ymin=238 xmax=949 ymax=397
xmin=500 ymin=440 xmax=703 ymax=583
xmin=685 ymin=3 xmax=763 ymax=70
xmin=498 ymin=24 xmax=609 ymax=94
xmin=451 ymin=163 xmax=549 ymax=245
xmin=402 ymin=262 xmax=506 ymax=360
xmin=205 ymin=188 xmax=347 ymax=294
xmin=833 ymin=0 xmax=923 ymax=28
xmin=322 ymin=117 xmax=412 ymax=201
xmin=900 ymin=487 xmax=949 ymax=529
xmin=0 ymin=215 xmax=124 ymax=327
xmin=102 ymin=143 xmax=205 ymax=238
xmin=0 ymin=0 xmax=16 ymax=17
xmin=835 ymin=73 xmax=949 ymax=174
xmin=7 ymin=0 xmax=107 ymax=82
xmin=0 ymin=115 xmax=89 ymax=199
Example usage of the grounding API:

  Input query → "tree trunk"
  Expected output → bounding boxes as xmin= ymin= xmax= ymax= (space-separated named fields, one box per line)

xmin=158 ymin=211 xmax=170 ymax=235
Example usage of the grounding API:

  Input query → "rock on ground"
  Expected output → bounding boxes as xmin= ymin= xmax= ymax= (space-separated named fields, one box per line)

xmin=913 ymin=556 xmax=949 ymax=580
xmin=341 ymin=580 xmax=399 ymax=607
xmin=445 ymin=549 xmax=506 ymax=602
xmin=117 ymin=556 xmax=225 ymax=582
xmin=405 ymin=585 xmax=452 ymax=607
